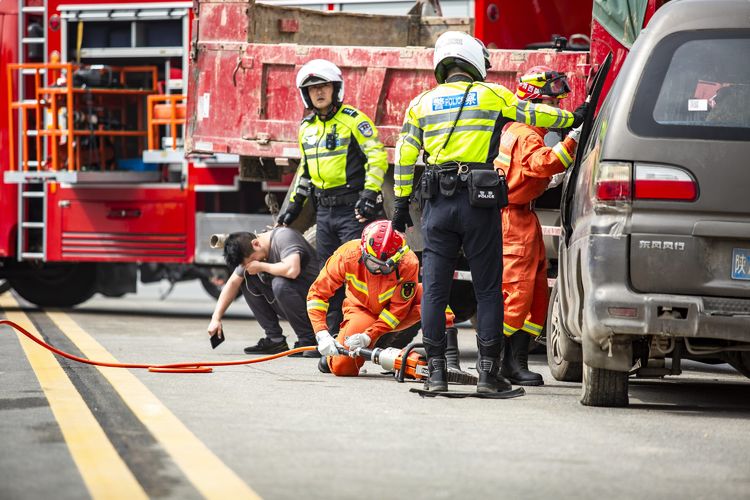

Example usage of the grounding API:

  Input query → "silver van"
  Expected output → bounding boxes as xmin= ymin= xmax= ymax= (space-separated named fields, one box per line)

xmin=547 ymin=0 xmax=750 ymax=406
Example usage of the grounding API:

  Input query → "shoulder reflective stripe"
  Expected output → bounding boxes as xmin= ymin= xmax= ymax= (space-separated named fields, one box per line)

xmin=522 ymin=320 xmax=543 ymax=336
xmin=423 ymin=124 xmax=494 ymax=138
xmin=495 ymin=151 xmax=511 ymax=167
xmin=345 ymin=273 xmax=368 ymax=295
xmin=503 ymin=323 xmax=518 ymax=336
xmin=378 ymin=286 xmax=396 ymax=303
xmin=306 ymin=299 xmax=329 ymax=312
xmin=401 ymin=122 xmax=423 ymax=141
xmin=552 ymin=142 xmax=573 ymax=168
xmin=418 ymin=109 xmax=500 ymax=127
xmin=403 ymin=135 xmax=421 ymax=149
xmin=378 ymin=309 xmax=400 ymax=328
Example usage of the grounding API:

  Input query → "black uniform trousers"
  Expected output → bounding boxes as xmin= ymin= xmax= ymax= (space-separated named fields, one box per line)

xmin=421 ymin=188 xmax=503 ymax=352
xmin=315 ymin=203 xmax=366 ymax=333
xmin=240 ymin=273 xmax=316 ymax=345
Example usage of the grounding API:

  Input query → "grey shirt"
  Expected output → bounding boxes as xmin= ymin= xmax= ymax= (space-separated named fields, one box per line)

xmin=233 ymin=228 xmax=319 ymax=285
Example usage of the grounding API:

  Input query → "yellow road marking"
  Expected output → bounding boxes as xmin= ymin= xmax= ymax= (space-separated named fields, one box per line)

xmin=0 ymin=294 xmax=148 ymax=500
xmin=46 ymin=310 xmax=262 ymax=500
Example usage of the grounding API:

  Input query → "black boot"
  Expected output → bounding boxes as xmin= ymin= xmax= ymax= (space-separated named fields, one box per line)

xmin=476 ymin=340 xmax=512 ymax=393
xmin=425 ymin=357 xmax=448 ymax=391
xmin=445 ymin=327 xmax=461 ymax=372
xmin=501 ymin=333 xmax=544 ymax=386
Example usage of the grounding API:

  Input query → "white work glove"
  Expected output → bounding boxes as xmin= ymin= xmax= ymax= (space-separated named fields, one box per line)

xmin=547 ymin=172 xmax=566 ymax=190
xmin=567 ymin=125 xmax=583 ymax=144
xmin=316 ymin=330 xmax=342 ymax=357
xmin=344 ymin=333 xmax=371 ymax=351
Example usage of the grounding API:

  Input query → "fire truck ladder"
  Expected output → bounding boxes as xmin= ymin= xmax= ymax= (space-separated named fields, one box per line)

xmin=15 ymin=0 xmax=49 ymax=260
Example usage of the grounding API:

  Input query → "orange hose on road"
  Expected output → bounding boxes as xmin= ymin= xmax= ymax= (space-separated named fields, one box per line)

xmin=0 ymin=319 xmax=316 ymax=373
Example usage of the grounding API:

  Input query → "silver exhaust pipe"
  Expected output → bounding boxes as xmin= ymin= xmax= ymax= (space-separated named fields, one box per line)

xmin=209 ymin=233 xmax=228 ymax=249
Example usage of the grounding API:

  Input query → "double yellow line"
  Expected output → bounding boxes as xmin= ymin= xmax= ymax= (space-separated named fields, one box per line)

xmin=1 ymin=293 xmax=261 ymax=500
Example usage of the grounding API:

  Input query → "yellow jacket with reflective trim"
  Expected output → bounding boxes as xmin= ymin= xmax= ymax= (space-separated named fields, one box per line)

xmin=290 ymin=104 xmax=388 ymax=202
xmin=306 ymin=240 xmax=419 ymax=339
xmin=394 ymin=80 xmax=575 ymax=197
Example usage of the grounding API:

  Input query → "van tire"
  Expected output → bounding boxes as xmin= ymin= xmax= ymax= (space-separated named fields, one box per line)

xmin=546 ymin=283 xmax=582 ymax=382
xmin=580 ymin=363 xmax=629 ymax=407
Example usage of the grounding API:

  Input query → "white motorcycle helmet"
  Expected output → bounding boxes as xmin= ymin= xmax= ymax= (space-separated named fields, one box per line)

xmin=433 ymin=31 xmax=491 ymax=84
xmin=296 ymin=59 xmax=345 ymax=109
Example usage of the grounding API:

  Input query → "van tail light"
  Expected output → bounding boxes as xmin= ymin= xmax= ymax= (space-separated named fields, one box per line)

xmin=595 ymin=161 xmax=632 ymax=203
xmin=634 ymin=164 xmax=697 ymax=201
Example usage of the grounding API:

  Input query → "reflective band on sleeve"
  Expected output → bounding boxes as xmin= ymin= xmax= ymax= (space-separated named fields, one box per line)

xmin=495 ymin=151 xmax=511 ymax=167
xmin=503 ymin=323 xmax=518 ymax=337
xmin=378 ymin=286 xmax=396 ymax=303
xmin=379 ymin=309 xmax=400 ymax=329
xmin=552 ymin=142 xmax=573 ymax=168
xmin=522 ymin=320 xmax=543 ymax=336
xmin=306 ymin=299 xmax=329 ymax=312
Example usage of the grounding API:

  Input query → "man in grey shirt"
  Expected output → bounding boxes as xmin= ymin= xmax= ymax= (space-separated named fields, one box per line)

xmin=207 ymin=228 xmax=319 ymax=357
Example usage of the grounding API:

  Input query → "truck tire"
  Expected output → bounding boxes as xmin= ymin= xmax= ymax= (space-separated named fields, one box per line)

xmin=546 ymin=283 xmax=582 ymax=382
xmin=726 ymin=351 xmax=750 ymax=379
xmin=9 ymin=263 xmax=96 ymax=307
xmin=580 ymin=362 xmax=629 ymax=407
xmin=200 ymin=267 xmax=240 ymax=301
xmin=0 ymin=279 xmax=10 ymax=295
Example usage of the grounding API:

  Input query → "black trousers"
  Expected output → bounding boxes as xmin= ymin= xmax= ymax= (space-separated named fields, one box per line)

xmin=421 ymin=188 xmax=503 ymax=353
xmin=240 ymin=273 xmax=315 ymax=345
xmin=316 ymin=204 xmax=366 ymax=333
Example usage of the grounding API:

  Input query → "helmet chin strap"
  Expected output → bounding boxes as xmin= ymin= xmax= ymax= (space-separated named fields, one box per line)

xmin=315 ymin=103 xmax=339 ymax=121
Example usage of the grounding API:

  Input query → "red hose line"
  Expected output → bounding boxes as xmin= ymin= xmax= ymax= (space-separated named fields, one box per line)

xmin=0 ymin=319 xmax=316 ymax=373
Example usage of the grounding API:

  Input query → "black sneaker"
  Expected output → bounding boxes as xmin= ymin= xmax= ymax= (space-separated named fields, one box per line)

xmin=243 ymin=338 xmax=289 ymax=355
xmin=289 ymin=341 xmax=321 ymax=358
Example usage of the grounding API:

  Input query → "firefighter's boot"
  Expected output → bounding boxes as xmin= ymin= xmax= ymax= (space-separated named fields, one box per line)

xmin=476 ymin=339 xmax=512 ymax=393
xmin=424 ymin=338 xmax=448 ymax=391
xmin=445 ymin=327 xmax=461 ymax=372
xmin=501 ymin=333 xmax=544 ymax=386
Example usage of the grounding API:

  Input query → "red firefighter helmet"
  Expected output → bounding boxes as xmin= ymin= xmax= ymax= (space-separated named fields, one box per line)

xmin=360 ymin=220 xmax=408 ymax=275
xmin=517 ymin=65 xmax=571 ymax=101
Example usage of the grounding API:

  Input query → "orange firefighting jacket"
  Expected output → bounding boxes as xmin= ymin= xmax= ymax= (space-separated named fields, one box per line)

xmin=494 ymin=122 xmax=577 ymax=203
xmin=306 ymin=240 xmax=420 ymax=340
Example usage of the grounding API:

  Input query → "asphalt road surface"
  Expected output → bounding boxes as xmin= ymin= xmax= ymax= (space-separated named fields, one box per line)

xmin=2 ymin=281 xmax=749 ymax=500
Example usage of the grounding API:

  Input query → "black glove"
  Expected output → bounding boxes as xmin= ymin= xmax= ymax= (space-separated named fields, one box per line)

xmin=277 ymin=199 xmax=304 ymax=226
xmin=354 ymin=189 xmax=382 ymax=222
xmin=391 ymin=196 xmax=413 ymax=233
xmin=572 ymin=101 xmax=589 ymax=128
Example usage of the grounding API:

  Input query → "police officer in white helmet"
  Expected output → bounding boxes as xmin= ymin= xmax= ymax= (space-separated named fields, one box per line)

xmin=393 ymin=31 xmax=587 ymax=393
xmin=279 ymin=59 xmax=388 ymax=333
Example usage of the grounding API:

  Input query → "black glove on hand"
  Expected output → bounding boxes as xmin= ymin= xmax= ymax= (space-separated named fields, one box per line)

xmin=277 ymin=199 xmax=304 ymax=226
xmin=391 ymin=196 xmax=413 ymax=233
xmin=354 ymin=189 xmax=382 ymax=222
xmin=572 ymin=101 xmax=589 ymax=128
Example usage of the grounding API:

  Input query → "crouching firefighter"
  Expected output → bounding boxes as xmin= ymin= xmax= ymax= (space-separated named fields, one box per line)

xmin=392 ymin=31 xmax=586 ymax=393
xmin=495 ymin=66 xmax=583 ymax=385
xmin=308 ymin=220 xmax=457 ymax=377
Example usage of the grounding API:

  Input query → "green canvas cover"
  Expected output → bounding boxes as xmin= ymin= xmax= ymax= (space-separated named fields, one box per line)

xmin=593 ymin=0 xmax=648 ymax=48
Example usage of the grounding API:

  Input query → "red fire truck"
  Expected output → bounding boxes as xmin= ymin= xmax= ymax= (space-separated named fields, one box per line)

xmin=184 ymin=0 xmax=669 ymax=320
xmin=0 ymin=0 xmax=289 ymax=306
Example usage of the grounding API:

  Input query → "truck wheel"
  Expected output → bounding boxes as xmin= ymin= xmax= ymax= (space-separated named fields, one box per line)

xmin=580 ymin=362 xmax=629 ymax=407
xmin=9 ymin=263 xmax=96 ymax=307
xmin=0 ymin=279 xmax=10 ymax=295
xmin=199 ymin=267 xmax=240 ymax=301
xmin=726 ymin=351 xmax=750 ymax=379
xmin=546 ymin=283 xmax=582 ymax=382
xmin=448 ymin=280 xmax=476 ymax=324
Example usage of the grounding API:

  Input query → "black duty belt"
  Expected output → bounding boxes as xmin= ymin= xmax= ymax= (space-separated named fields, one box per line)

xmin=315 ymin=191 xmax=359 ymax=207
xmin=426 ymin=162 xmax=495 ymax=175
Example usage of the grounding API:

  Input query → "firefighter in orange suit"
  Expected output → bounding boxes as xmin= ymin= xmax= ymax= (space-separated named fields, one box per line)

xmin=493 ymin=66 xmax=583 ymax=386
xmin=308 ymin=219 xmax=455 ymax=376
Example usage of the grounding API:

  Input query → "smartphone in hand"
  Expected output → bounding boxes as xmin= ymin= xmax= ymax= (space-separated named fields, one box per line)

xmin=210 ymin=331 xmax=225 ymax=349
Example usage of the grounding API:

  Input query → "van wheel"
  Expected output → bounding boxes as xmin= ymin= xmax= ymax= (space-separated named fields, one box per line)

xmin=580 ymin=363 xmax=629 ymax=407
xmin=726 ymin=351 xmax=750 ymax=379
xmin=546 ymin=283 xmax=582 ymax=382
xmin=9 ymin=263 xmax=96 ymax=307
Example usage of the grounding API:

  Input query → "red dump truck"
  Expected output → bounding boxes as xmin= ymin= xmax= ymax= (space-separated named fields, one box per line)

xmin=186 ymin=0 xmax=669 ymax=321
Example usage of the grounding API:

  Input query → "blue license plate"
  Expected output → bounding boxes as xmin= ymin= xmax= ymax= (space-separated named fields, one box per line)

xmin=731 ymin=248 xmax=750 ymax=280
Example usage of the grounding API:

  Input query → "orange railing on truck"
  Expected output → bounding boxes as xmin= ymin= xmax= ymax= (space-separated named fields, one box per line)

xmin=6 ymin=63 xmax=157 ymax=172
xmin=147 ymin=94 xmax=186 ymax=151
